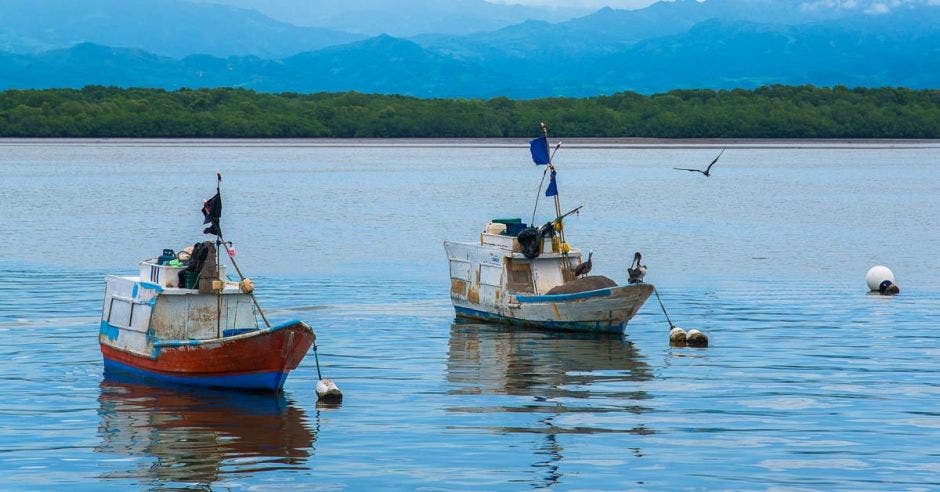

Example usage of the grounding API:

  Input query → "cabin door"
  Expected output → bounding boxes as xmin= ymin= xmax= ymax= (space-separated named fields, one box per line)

xmin=506 ymin=259 xmax=535 ymax=294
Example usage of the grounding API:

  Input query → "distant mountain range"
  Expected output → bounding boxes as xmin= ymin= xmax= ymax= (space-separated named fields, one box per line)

xmin=204 ymin=0 xmax=589 ymax=36
xmin=1 ymin=0 xmax=938 ymax=97
xmin=0 ymin=0 xmax=364 ymax=58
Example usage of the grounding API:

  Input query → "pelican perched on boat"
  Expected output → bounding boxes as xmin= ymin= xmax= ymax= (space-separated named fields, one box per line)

xmin=628 ymin=252 xmax=647 ymax=284
xmin=574 ymin=251 xmax=593 ymax=278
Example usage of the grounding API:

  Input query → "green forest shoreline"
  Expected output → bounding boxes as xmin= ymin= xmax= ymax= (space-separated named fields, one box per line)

xmin=2 ymin=85 xmax=938 ymax=139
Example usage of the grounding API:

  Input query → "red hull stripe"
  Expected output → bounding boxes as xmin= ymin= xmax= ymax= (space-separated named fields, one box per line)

xmin=100 ymin=323 xmax=313 ymax=379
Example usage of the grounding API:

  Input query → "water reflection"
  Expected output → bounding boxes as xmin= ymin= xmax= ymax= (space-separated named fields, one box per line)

xmin=96 ymin=376 xmax=316 ymax=487
xmin=447 ymin=321 xmax=654 ymax=398
xmin=447 ymin=321 xmax=655 ymax=488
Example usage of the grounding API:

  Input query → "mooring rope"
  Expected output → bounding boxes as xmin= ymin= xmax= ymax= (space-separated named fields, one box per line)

xmin=312 ymin=344 xmax=323 ymax=380
xmin=653 ymin=287 xmax=676 ymax=330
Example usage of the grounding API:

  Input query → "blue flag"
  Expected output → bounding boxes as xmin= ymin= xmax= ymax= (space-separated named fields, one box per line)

xmin=545 ymin=169 xmax=558 ymax=197
xmin=529 ymin=137 xmax=550 ymax=165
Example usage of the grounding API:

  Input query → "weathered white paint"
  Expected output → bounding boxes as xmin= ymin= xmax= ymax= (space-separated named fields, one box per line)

xmin=101 ymin=261 xmax=259 ymax=359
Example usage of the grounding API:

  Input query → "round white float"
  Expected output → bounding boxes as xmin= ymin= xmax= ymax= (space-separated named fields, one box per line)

xmin=686 ymin=329 xmax=709 ymax=348
xmin=316 ymin=378 xmax=343 ymax=403
xmin=669 ymin=327 xmax=687 ymax=346
xmin=866 ymin=265 xmax=895 ymax=292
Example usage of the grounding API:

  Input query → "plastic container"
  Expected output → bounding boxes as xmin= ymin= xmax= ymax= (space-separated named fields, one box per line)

xmin=183 ymin=271 xmax=199 ymax=289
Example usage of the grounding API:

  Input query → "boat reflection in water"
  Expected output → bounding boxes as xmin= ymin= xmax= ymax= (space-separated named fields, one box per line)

xmin=447 ymin=321 xmax=655 ymax=488
xmin=448 ymin=320 xmax=654 ymax=397
xmin=95 ymin=373 xmax=316 ymax=487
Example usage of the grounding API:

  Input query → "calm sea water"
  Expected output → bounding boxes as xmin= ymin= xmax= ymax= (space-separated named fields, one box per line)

xmin=1 ymin=139 xmax=938 ymax=490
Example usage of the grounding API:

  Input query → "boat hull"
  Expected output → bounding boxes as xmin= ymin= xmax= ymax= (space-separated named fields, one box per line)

xmin=100 ymin=321 xmax=314 ymax=391
xmin=453 ymin=283 xmax=654 ymax=333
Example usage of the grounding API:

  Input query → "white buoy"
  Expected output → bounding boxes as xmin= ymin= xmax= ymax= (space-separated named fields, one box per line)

xmin=316 ymin=378 xmax=343 ymax=403
xmin=866 ymin=265 xmax=900 ymax=295
xmin=866 ymin=265 xmax=895 ymax=292
xmin=686 ymin=329 xmax=709 ymax=348
xmin=669 ymin=327 xmax=688 ymax=346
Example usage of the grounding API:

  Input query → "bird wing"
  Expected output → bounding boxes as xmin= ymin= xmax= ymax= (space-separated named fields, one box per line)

xmin=673 ymin=167 xmax=702 ymax=173
xmin=704 ymin=148 xmax=726 ymax=173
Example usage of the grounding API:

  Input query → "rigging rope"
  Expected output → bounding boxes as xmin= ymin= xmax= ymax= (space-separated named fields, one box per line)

xmin=530 ymin=166 xmax=549 ymax=226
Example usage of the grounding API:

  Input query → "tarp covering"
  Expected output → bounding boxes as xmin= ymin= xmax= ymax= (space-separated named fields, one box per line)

xmin=546 ymin=275 xmax=617 ymax=295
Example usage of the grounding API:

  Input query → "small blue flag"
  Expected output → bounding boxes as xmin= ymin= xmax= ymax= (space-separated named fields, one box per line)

xmin=529 ymin=137 xmax=550 ymax=165
xmin=545 ymin=169 xmax=558 ymax=197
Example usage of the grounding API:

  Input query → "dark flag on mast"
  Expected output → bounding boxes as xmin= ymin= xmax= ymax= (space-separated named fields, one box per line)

xmin=545 ymin=169 xmax=558 ymax=197
xmin=530 ymin=137 xmax=550 ymax=165
xmin=202 ymin=174 xmax=222 ymax=235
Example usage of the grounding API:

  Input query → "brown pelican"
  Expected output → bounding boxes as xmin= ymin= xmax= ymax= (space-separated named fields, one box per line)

xmin=674 ymin=148 xmax=725 ymax=177
xmin=628 ymin=252 xmax=646 ymax=284
xmin=574 ymin=251 xmax=593 ymax=278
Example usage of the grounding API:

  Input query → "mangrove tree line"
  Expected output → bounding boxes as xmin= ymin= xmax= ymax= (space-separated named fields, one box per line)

xmin=1 ymin=85 xmax=938 ymax=138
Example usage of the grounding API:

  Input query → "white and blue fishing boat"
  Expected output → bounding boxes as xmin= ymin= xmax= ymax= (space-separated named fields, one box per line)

xmin=444 ymin=124 xmax=653 ymax=333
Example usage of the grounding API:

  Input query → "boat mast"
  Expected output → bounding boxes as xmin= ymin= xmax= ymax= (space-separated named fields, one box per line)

xmin=205 ymin=173 xmax=272 ymax=335
xmin=214 ymin=174 xmax=222 ymax=338
xmin=541 ymin=123 xmax=572 ymax=274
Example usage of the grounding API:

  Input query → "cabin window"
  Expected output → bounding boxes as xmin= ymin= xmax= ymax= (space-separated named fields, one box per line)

xmin=506 ymin=260 xmax=534 ymax=293
xmin=108 ymin=299 xmax=132 ymax=327
xmin=129 ymin=304 xmax=151 ymax=331
xmin=480 ymin=264 xmax=502 ymax=287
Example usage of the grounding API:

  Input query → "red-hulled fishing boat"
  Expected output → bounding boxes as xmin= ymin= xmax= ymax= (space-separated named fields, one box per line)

xmin=99 ymin=174 xmax=318 ymax=391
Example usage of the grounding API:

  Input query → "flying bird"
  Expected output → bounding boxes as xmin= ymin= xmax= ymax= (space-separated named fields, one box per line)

xmin=574 ymin=251 xmax=593 ymax=278
xmin=628 ymin=252 xmax=646 ymax=284
xmin=674 ymin=148 xmax=726 ymax=177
